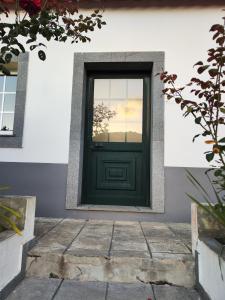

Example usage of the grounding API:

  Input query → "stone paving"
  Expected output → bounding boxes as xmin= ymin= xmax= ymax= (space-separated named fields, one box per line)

xmin=25 ymin=218 xmax=196 ymax=288
xmin=7 ymin=278 xmax=201 ymax=300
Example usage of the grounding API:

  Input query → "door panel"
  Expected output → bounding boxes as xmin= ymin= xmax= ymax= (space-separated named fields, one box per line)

xmin=82 ymin=74 xmax=150 ymax=206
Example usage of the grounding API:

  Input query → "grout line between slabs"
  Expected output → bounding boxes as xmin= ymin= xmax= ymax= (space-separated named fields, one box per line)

xmin=167 ymin=225 xmax=192 ymax=253
xmin=105 ymin=282 xmax=109 ymax=300
xmin=151 ymin=284 xmax=157 ymax=300
xmin=62 ymin=220 xmax=88 ymax=255
xmin=139 ymin=222 xmax=152 ymax=258
xmin=35 ymin=218 xmax=64 ymax=242
xmin=51 ymin=279 xmax=64 ymax=300
xmin=108 ymin=222 xmax=115 ymax=257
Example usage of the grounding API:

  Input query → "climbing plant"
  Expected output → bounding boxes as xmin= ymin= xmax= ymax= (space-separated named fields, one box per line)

xmin=0 ymin=0 xmax=106 ymax=74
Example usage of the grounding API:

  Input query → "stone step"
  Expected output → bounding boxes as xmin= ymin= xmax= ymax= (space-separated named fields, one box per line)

xmin=6 ymin=278 xmax=201 ymax=300
xmin=26 ymin=218 xmax=195 ymax=288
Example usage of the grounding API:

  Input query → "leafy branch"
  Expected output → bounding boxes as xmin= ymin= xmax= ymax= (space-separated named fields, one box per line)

xmin=158 ymin=16 xmax=225 ymax=227
xmin=0 ymin=0 xmax=106 ymax=74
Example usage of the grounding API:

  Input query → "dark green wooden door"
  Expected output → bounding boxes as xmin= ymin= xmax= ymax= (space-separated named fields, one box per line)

xmin=82 ymin=74 xmax=150 ymax=206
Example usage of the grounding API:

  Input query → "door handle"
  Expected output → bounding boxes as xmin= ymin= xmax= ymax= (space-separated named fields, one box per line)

xmin=90 ymin=143 xmax=104 ymax=149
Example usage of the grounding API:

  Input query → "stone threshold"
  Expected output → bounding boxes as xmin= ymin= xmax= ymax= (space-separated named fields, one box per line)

xmin=71 ymin=205 xmax=163 ymax=213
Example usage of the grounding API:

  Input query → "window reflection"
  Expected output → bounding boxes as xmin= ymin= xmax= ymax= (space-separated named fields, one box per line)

xmin=92 ymin=79 xmax=143 ymax=143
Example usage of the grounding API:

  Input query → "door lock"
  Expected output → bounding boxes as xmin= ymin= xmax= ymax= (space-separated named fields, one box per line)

xmin=90 ymin=143 xmax=104 ymax=149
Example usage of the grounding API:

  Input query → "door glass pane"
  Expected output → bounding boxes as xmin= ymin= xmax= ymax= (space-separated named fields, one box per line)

xmin=92 ymin=78 xmax=143 ymax=143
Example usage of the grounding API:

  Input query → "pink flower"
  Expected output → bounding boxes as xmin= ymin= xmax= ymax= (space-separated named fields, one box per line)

xmin=19 ymin=0 xmax=41 ymax=16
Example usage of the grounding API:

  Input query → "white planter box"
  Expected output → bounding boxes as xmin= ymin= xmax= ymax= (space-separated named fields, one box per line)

xmin=0 ymin=196 xmax=36 ymax=294
xmin=192 ymin=203 xmax=225 ymax=300
xmin=197 ymin=238 xmax=225 ymax=300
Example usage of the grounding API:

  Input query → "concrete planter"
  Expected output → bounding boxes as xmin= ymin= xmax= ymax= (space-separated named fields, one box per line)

xmin=0 ymin=196 xmax=36 ymax=299
xmin=191 ymin=203 xmax=225 ymax=300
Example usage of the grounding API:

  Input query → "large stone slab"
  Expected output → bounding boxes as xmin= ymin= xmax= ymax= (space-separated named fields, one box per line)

xmin=150 ymin=240 xmax=190 ymax=254
xmin=34 ymin=218 xmax=62 ymax=239
xmin=167 ymin=223 xmax=192 ymax=241
xmin=141 ymin=222 xmax=176 ymax=242
xmin=26 ymin=252 xmax=65 ymax=278
xmin=6 ymin=278 xmax=61 ymax=300
xmin=29 ymin=219 xmax=85 ymax=255
xmin=107 ymin=283 xmax=154 ymax=300
xmin=153 ymin=284 xmax=201 ymax=300
xmin=54 ymin=280 xmax=106 ymax=300
xmin=67 ymin=221 xmax=113 ymax=257
xmin=111 ymin=222 xmax=150 ymax=258
xmin=107 ymin=256 xmax=195 ymax=288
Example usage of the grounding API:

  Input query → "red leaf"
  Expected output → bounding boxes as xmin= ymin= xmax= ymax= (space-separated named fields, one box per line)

xmin=19 ymin=0 xmax=41 ymax=16
xmin=208 ymin=68 xmax=218 ymax=77
xmin=197 ymin=65 xmax=209 ymax=74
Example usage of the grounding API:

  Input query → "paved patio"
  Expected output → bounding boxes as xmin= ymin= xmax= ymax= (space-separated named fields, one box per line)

xmin=6 ymin=218 xmax=201 ymax=299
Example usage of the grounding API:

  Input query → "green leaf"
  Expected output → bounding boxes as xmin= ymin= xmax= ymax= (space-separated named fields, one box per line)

xmin=195 ymin=117 xmax=202 ymax=124
xmin=5 ymin=53 xmax=12 ymax=63
xmin=214 ymin=169 xmax=222 ymax=176
xmin=192 ymin=134 xmax=201 ymax=142
xmin=208 ymin=68 xmax=218 ymax=77
xmin=206 ymin=152 xmax=214 ymax=162
xmin=0 ymin=212 xmax=22 ymax=235
xmin=194 ymin=61 xmax=203 ymax=67
xmin=38 ymin=50 xmax=46 ymax=61
xmin=11 ymin=48 xmax=20 ymax=56
xmin=0 ymin=204 xmax=22 ymax=219
xmin=30 ymin=45 xmax=37 ymax=51
xmin=0 ymin=65 xmax=10 ymax=76
xmin=219 ymin=137 xmax=225 ymax=143
xmin=16 ymin=42 xmax=25 ymax=53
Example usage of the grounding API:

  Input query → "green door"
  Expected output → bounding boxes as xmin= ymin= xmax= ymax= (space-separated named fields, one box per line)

xmin=82 ymin=74 xmax=150 ymax=206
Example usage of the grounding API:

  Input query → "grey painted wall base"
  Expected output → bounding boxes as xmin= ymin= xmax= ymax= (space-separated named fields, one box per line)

xmin=0 ymin=162 xmax=213 ymax=222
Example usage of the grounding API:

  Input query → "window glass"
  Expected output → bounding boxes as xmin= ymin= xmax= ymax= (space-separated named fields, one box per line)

xmin=1 ymin=113 xmax=14 ymax=131
xmin=0 ymin=77 xmax=4 ymax=92
xmin=0 ymin=72 xmax=17 ymax=135
xmin=3 ymin=94 xmax=16 ymax=112
xmin=5 ymin=76 xmax=17 ymax=92
xmin=92 ymin=78 xmax=143 ymax=143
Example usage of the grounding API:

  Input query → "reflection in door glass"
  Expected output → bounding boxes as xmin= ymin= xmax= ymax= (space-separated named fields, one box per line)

xmin=93 ymin=79 xmax=143 ymax=143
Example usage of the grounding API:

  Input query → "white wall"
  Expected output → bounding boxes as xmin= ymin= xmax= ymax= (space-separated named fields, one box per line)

xmin=0 ymin=197 xmax=36 ymax=291
xmin=0 ymin=8 xmax=224 ymax=167
xmin=198 ymin=240 xmax=225 ymax=300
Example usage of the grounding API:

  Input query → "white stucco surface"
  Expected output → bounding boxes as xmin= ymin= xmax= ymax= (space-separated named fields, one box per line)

xmin=0 ymin=8 xmax=224 ymax=167
xmin=198 ymin=240 xmax=225 ymax=300
xmin=0 ymin=197 xmax=36 ymax=291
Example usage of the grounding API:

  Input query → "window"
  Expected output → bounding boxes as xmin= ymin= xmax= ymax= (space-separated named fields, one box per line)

xmin=0 ymin=62 xmax=17 ymax=135
xmin=0 ymin=53 xmax=29 ymax=148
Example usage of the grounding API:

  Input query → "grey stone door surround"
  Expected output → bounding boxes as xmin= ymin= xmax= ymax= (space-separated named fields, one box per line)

xmin=66 ymin=52 xmax=165 ymax=213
